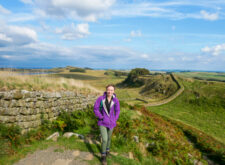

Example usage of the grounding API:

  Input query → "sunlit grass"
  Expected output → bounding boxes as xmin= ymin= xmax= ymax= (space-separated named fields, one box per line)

xmin=0 ymin=71 xmax=102 ymax=94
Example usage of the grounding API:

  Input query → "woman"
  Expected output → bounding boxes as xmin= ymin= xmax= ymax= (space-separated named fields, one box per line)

xmin=93 ymin=84 xmax=120 ymax=165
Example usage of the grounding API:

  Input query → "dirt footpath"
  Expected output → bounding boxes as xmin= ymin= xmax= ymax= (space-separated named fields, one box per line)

xmin=14 ymin=146 xmax=97 ymax=165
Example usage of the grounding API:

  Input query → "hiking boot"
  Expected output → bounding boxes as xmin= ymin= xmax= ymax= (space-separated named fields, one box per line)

xmin=106 ymin=150 xmax=110 ymax=157
xmin=101 ymin=155 xmax=107 ymax=165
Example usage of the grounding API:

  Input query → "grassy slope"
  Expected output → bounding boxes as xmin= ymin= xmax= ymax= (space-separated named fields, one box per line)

xmin=175 ymin=72 xmax=225 ymax=82
xmin=1 ymin=105 xmax=208 ymax=165
xmin=0 ymin=71 xmax=101 ymax=94
xmin=148 ymin=77 xmax=225 ymax=144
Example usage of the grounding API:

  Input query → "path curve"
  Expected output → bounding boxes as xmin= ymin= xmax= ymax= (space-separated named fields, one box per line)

xmin=145 ymin=74 xmax=184 ymax=107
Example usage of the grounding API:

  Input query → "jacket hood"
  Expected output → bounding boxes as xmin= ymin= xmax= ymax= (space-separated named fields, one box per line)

xmin=103 ymin=91 xmax=116 ymax=98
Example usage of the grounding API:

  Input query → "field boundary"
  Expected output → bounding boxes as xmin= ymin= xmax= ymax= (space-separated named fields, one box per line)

xmin=145 ymin=73 xmax=184 ymax=107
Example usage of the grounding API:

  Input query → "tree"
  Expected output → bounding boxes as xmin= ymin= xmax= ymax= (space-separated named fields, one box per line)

xmin=122 ymin=68 xmax=150 ymax=87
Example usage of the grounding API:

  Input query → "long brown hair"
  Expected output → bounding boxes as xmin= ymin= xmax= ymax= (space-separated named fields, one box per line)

xmin=106 ymin=84 xmax=115 ymax=90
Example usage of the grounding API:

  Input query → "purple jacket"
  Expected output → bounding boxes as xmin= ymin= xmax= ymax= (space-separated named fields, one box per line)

xmin=93 ymin=92 xmax=120 ymax=129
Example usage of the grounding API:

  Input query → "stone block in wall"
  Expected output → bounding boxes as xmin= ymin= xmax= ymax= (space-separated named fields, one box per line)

xmin=53 ymin=112 xmax=59 ymax=117
xmin=3 ymin=92 xmax=13 ymax=100
xmin=31 ymin=120 xmax=40 ymax=128
xmin=75 ymin=104 xmax=81 ymax=109
xmin=1 ymin=100 xmax=10 ymax=108
xmin=0 ymin=115 xmax=9 ymax=123
xmin=35 ymin=101 xmax=44 ymax=108
xmin=0 ymin=99 xmax=3 ymax=107
xmin=42 ymin=92 xmax=58 ymax=98
xmin=23 ymin=91 xmax=37 ymax=98
xmin=15 ymin=115 xmax=23 ymax=122
xmin=0 ymin=92 xmax=4 ymax=99
xmin=18 ymin=114 xmax=39 ymax=122
xmin=48 ymin=112 xmax=54 ymax=118
xmin=42 ymin=114 xmax=48 ymax=120
xmin=18 ymin=121 xmax=39 ymax=129
xmin=43 ymin=101 xmax=50 ymax=108
xmin=33 ymin=108 xmax=39 ymax=114
xmin=45 ymin=108 xmax=51 ymax=113
xmin=0 ymin=115 xmax=16 ymax=123
xmin=2 ymin=107 xmax=19 ymax=116
xmin=37 ymin=97 xmax=44 ymax=101
xmin=36 ymin=114 xmax=41 ymax=119
xmin=17 ymin=100 xmax=26 ymax=107
xmin=46 ymin=101 xmax=53 ymax=108
xmin=35 ymin=92 xmax=42 ymax=97
xmin=55 ymin=92 xmax=62 ymax=98
xmin=9 ymin=100 xmax=17 ymax=108
xmin=39 ymin=108 xmax=46 ymax=114
xmin=20 ymin=107 xmax=31 ymax=115
xmin=21 ymin=115 xmax=37 ymax=122
xmin=25 ymin=98 xmax=37 ymax=102
xmin=26 ymin=102 xmax=35 ymax=108
xmin=8 ymin=116 xmax=16 ymax=123
xmin=21 ymin=91 xmax=30 ymax=98
xmin=18 ymin=121 xmax=31 ymax=129
xmin=13 ymin=91 xmax=23 ymax=99
xmin=51 ymin=107 xmax=56 ymax=113
xmin=0 ymin=107 xmax=3 ymax=115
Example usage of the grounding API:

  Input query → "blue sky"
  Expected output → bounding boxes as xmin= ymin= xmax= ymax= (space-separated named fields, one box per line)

xmin=0 ymin=0 xmax=225 ymax=71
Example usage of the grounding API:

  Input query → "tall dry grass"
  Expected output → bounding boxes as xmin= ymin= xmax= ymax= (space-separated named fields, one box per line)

xmin=0 ymin=71 xmax=102 ymax=94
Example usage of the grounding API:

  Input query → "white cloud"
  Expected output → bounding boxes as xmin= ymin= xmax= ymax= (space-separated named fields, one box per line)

xmin=201 ymin=46 xmax=211 ymax=53
xmin=0 ymin=5 xmax=11 ymax=14
xmin=55 ymin=23 xmax=90 ymax=40
xmin=130 ymin=30 xmax=142 ymax=37
xmin=0 ymin=41 xmax=143 ymax=67
xmin=200 ymin=10 xmax=219 ymax=21
xmin=0 ymin=23 xmax=37 ymax=46
xmin=181 ymin=56 xmax=192 ymax=61
xmin=168 ymin=57 xmax=174 ymax=61
xmin=141 ymin=54 xmax=149 ymax=59
xmin=202 ymin=44 xmax=225 ymax=56
xmin=1 ymin=55 xmax=11 ymax=59
xmin=0 ymin=33 xmax=13 ymax=42
xmin=33 ymin=0 xmax=115 ymax=21
xmin=111 ymin=1 xmax=225 ymax=21
xmin=8 ymin=13 xmax=36 ymax=22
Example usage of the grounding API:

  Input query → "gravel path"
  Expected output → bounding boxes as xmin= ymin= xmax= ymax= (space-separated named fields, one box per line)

xmin=14 ymin=146 xmax=97 ymax=165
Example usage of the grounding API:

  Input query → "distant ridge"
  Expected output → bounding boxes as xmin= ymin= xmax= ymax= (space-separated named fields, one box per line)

xmin=0 ymin=66 xmax=224 ymax=73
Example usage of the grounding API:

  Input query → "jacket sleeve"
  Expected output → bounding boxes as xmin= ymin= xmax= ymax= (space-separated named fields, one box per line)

xmin=93 ymin=96 xmax=104 ymax=119
xmin=115 ymin=99 xmax=120 ymax=121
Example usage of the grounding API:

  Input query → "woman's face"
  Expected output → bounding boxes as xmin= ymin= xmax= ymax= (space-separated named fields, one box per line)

xmin=106 ymin=86 xmax=114 ymax=97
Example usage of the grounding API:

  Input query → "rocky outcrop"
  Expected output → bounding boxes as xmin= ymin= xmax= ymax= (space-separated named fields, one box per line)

xmin=0 ymin=90 xmax=98 ymax=133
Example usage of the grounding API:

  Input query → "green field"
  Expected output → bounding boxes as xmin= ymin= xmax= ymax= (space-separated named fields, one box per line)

xmin=148 ymin=77 xmax=225 ymax=144
xmin=175 ymin=71 xmax=225 ymax=82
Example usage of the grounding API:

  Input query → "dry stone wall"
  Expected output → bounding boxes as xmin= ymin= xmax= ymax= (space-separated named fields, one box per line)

xmin=0 ymin=90 xmax=98 ymax=133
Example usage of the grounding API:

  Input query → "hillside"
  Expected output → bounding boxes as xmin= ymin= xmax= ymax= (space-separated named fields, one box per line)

xmin=139 ymin=74 xmax=179 ymax=99
xmin=0 ymin=68 xmax=224 ymax=165
xmin=149 ymin=76 xmax=225 ymax=144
